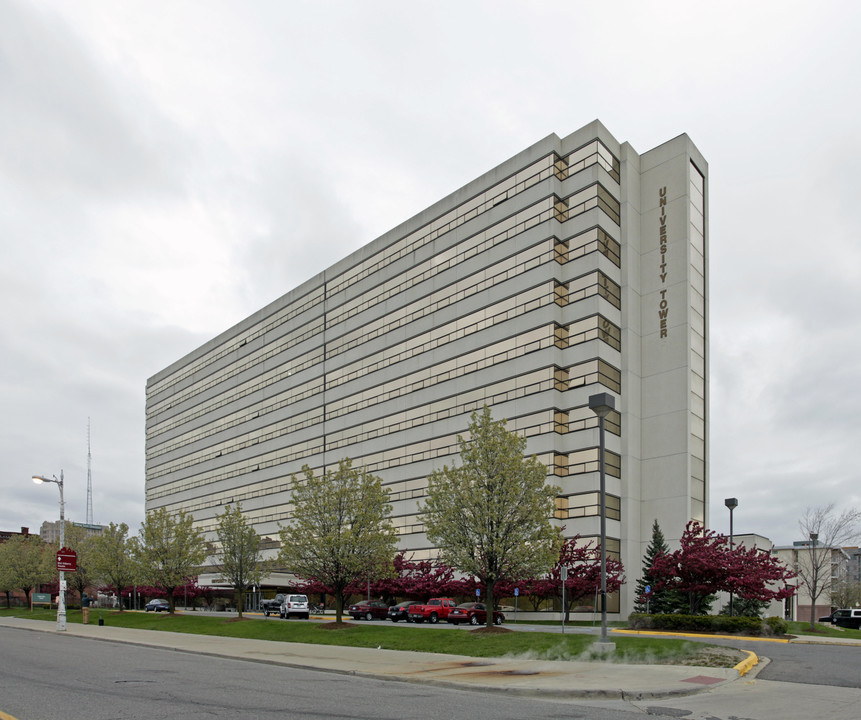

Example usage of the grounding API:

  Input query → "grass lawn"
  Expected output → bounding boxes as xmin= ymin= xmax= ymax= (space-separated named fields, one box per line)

xmin=0 ymin=607 xmax=739 ymax=665
xmin=786 ymin=620 xmax=861 ymax=640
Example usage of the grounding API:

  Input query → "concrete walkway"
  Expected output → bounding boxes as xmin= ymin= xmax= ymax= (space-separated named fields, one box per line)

xmin=0 ymin=616 xmax=758 ymax=700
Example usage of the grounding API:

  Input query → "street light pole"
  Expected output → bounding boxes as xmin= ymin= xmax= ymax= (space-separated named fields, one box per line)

xmin=589 ymin=392 xmax=615 ymax=653
xmin=725 ymin=497 xmax=738 ymax=616
xmin=33 ymin=471 xmax=66 ymax=632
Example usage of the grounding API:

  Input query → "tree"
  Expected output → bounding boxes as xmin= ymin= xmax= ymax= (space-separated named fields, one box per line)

xmin=796 ymin=504 xmax=861 ymax=630
xmin=650 ymin=521 xmax=795 ymax=615
xmin=372 ymin=551 xmax=458 ymax=602
xmin=62 ymin=523 xmax=95 ymax=605
xmin=0 ymin=549 xmax=14 ymax=608
xmin=88 ymin=522 xmax=137 ymax=612
xmin=278 ymin=460 xmax=398 ymax=623
xmin=0 ymin=534 xmax=52 ymax=607
xmin=213 ymin=504 xmax=269 ymax=618
xmin=634 ymin=520 xmax=687 ymax=614
xmin=132 ymin=508 xmax=207 ymax=614
xmin=422 ymin=406 xmax=561 ymax=628
xmin=551 ymin=537 xmax=625 ymax=620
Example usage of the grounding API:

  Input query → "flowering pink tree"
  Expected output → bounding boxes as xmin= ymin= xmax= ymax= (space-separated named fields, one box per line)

xmin=650 ymin=521 xmax=795 ymax=614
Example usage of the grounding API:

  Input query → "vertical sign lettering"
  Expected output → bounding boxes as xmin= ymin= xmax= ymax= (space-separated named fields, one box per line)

xmin=658 ymin=187 xmax=669 ymax=338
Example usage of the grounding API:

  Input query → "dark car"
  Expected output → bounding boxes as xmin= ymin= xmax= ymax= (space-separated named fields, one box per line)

xmin=145 ymin=599 xmax=170 ymax=612
xmin=833 ymin=609 xmax=861 ymax=629
xmin=819 ymin=612 xmax=836 ymax=624
xmin=445 ymin=602 xmax=505 ymax=626
xmin=387 ymin=601 xmax=413 ymax=622
xmin=348 ymin=599 xmax=389 ymax=620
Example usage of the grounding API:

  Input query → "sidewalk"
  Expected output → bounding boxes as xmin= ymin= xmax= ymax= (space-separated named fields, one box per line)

xmin=0 ymin=616 xmax=748 ymax=700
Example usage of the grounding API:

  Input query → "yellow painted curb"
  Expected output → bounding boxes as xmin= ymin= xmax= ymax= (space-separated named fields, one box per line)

xmin=734 ymin=650 xmax=759 ymax=676
xmin=613 ymin=628 xmax=789 ymax=643
xmin=0 ymin=711 xmax=21 ymax=720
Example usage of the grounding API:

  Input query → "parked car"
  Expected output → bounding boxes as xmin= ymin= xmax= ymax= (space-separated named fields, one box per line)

xmin=445 ymin=601 xmax=505 ymax=626
xmin=832 ymin=608 xmax=861 ymax=630
xmin=348 ymin=599 xmax=389 ymax=620
xmin=279 ymin=594 xmax=310 ymax=619
xmin=819 ymin=612 xmax=836 ymax=624
xmin=145 ymin=599 xmax=170 ymax=613
xmin=261 ymin=593 xmax=286 ymax=616
xmin=387 ymin=601 xmax=413 ymax=622
xmin=408 ymin=597 xmax=458 ymax=623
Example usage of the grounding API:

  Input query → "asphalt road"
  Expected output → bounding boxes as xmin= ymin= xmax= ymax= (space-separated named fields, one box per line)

xmin=0 ymin=627 xmax=694 ymax=720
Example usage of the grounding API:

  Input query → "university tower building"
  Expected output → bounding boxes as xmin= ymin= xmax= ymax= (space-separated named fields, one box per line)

xmin=145 ymin=120 xmax=708 ymax=616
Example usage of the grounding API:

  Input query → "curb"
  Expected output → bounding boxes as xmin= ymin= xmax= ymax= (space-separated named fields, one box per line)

xmin=734 ymin=650 xmax=759 ymax=677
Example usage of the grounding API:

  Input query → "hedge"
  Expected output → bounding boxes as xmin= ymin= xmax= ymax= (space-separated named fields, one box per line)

xmin=628 ymin=612 xmax=788 ymax=636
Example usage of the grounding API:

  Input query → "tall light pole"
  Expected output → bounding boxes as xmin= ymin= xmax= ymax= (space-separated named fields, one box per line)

xmin=724 ymin=497 xmax=738 ymax=616
xmin=589 ymin=392 xmax=615 ymax=652
xmin=32 ymin=472 xmax=66 ymax=632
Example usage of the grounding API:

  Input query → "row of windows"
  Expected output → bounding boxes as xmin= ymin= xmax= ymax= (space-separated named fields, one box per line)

xmin=152 ymin=272 xmax=622 ymax=451
xmin=326 ymin=283 xmax=553 ymax=389
xmin=149 ymin=186 xmax=621 ymax=426
xmin=146 ymin=142 xmax=622 ymax=406
xmin=558 ymin=226 xmax=621 ymax=268
xmin=554 ymin=492 xmax=621 ymax=521
xmin=326 ymin=182 xmax=620 ymax=336
xmin=327 ymin=326 xmax=556 ymax=420
xmin=146 ymin=285 xmax=323 ymax=402
xmin=147 ymin=318 xmax=624 ymax=465
xmin=555 ymin=315 xmax=622 ymax=352
xmin=147 ymin=312 xmax=323 ymax=420
xmin=327 ymin=368 xmax=555 ymax=453
xmin=555 ymin=271 xmax=621 ymax=310
xmin=146 ymin=349 xmax=323 ymax=443
xmin=328 ymin=141 xmax=620 ymax=298
xmin=328 ymin=238 xmax=553 ymax=358
xmin=150 ymin=326 xmax=623 ymax=479
xmin=149 ymin=404 xmax=624 ymax=502
xmin=151 ymin=437 xmax=625 ymax=531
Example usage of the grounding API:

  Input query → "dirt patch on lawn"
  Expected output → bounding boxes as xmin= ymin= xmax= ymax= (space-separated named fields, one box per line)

xmin=469 ymin=626 xmax=513 ymax=635
xmin=673 ymin=645 xmax=749 ymax=668
xmin=317 ymin=621 xmax=359 ymax=630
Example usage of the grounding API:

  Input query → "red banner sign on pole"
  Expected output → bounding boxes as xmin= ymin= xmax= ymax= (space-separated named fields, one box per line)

xmin=57 ymin=547 xmax=77 ymax=572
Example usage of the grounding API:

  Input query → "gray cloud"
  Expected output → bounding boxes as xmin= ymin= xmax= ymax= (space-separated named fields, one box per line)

xmin=3 ymin=0 xmax=860 ymax=548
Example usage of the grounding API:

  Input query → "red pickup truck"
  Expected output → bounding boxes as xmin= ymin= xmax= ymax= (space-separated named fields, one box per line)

xmin=407 ymin=597 xmax=458 ymax=624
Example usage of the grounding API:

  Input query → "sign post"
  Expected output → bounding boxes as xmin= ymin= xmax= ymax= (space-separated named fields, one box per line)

xmin=514 ymin=587 xmax=519 ymax=624
xmin=57 ymin=548 xmax=77 ymax=572
xmin=561 ymin=566 xmax=568 ymax=633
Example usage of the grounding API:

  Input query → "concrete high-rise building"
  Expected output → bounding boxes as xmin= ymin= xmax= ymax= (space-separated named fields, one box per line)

xmin=145 ymin=120 xmax=708 ymax=615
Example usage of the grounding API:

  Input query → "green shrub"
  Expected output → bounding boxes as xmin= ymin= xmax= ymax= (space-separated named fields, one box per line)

xmin=628 ymin=612 xmax=782 ymax=636
xmin=764 ymin=616 xmax=788 ymax=636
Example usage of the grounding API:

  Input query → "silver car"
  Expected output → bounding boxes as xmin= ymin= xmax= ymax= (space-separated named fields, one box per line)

xmin=279 ymin=594 xmax=310 ymax=619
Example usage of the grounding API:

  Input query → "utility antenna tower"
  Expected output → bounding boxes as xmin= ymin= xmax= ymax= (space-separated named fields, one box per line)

xmin=86 ymin=418 xmax=94 ymax=525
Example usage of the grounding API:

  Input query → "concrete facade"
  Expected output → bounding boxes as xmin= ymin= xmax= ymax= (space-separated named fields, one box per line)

xmin=145 ymin=121 xmax=708 ymax=616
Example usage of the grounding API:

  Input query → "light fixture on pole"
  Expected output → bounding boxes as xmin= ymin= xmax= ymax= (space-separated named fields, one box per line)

xmin=724 ymin=497 xmax=738 ymax=616
xmin=589 ymin=392 xmax=615 ymax=653
xmin=32 ymin=472 xmax=66 ymax=632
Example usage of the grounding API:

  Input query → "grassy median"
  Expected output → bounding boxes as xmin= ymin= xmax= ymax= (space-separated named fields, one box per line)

xmin=0 ymin=607 xmax=748 ymax=666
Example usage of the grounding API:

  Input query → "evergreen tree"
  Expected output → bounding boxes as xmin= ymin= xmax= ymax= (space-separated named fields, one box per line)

xmin=634 ymin=520 xmax=681 ymax=613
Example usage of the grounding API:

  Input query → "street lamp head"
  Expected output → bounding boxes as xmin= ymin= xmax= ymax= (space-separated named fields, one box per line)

xmin=33 ymin=475 xmax=46 ymax=484
xmin=809 ymin=532 xmax=818 ymax=543
xmin=32 ymin=474 xmax=61 ymax=486
xmin=724 ymin=497 xmax=738 ymax=511
xmin=588 ymin=393 xmax=615 ymax=419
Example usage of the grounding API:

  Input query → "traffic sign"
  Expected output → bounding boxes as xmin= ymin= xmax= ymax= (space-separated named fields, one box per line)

xmin=57 ymin=547 xmax=77 ymax=572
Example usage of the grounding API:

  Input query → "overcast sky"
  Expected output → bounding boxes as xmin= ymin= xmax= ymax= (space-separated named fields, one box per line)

xmin=2 ymin=0 xmax=860 ymax=546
